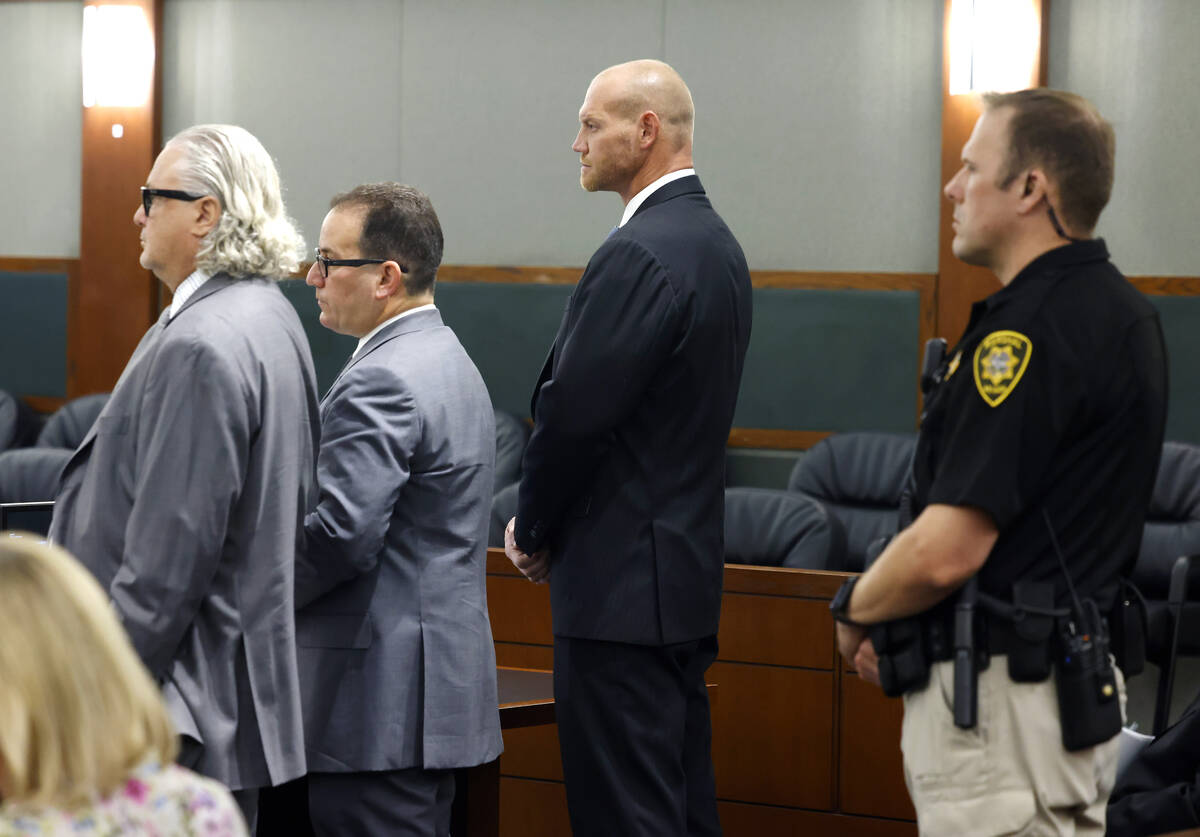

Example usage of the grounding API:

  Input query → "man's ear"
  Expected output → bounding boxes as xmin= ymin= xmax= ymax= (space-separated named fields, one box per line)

xmin=1017 ymin=169 xmax=1049 ymax=215
xmin=192 ymin=195 xmax=222 ymax=237
xmin=638 ymin=110 xmax=661 ymax=149
xmin=376 ymin=261 xmax=405 ymax=299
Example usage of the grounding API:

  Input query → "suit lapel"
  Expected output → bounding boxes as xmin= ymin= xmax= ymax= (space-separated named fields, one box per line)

xmin=323 ymin=308 xmax=444 ymax=403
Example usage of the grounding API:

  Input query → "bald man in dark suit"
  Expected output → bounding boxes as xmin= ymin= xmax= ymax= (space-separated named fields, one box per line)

xmin=505 ymin=59 xmax=752 ymax=837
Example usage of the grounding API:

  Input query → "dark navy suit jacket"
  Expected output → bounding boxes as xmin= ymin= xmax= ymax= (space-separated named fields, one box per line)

xmin=515 ymin=175 xmax=752 ymax=645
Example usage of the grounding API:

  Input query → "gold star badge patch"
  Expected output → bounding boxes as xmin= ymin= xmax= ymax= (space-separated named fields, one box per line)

xmin=973 ymin=330 xmax=1033 ymax=407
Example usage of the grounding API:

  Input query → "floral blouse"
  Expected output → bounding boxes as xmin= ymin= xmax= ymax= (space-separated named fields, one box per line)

xmin=0 ymin=761 xmax=247 ymax=836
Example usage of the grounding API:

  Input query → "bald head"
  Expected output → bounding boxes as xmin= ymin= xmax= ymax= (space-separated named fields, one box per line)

xmin=591 ymin=59 xmax=694 ymax=151
xmin=573 ymin=59 xmax=696 ymax=203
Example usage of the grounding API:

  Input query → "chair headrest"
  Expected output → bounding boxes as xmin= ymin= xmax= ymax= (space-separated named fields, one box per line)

xmin=1146 ymin=441 xmax=1200 ymax=523
xmin=36 ymin=393 xmax=111 ymax=450
xmin=0 ymin=390 xmax=44 ymax=452
xmin=0 ymin=447 xmax=74 ymax=504
xmin=724 ymin=487 xmax=848 ymax=571
xmin=788 ymin=432 xmax=917 ymax=506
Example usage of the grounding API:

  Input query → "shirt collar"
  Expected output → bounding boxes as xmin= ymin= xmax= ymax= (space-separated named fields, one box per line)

xmin=984 ymin=238 xmax=1110 ymax=310
xmin=168 ymin=269 xmax=211 ymax=319
xmin=354 ymin=303 xmax=437 ymax=357
xmin=619 ymin=168 xmax=696 ymax=228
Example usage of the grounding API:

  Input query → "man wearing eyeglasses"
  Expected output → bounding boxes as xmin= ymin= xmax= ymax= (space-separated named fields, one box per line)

xmin=51 ymin=124 xmax=320 ymax=833
xmin=294 ymin=183 xmax=501 ymax=836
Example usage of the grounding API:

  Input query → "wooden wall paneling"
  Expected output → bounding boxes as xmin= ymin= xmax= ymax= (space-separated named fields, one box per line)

xmin=493 ymin=643 xmax=554 ymax=670
xmin=839 ymin=673 xmax=916 ymax=821
xmin=717 ymin=802 xmax=917 ymax=837
xmin=484 ymin=552 xmax=915 ymax=835
xmin=498 ymin=723 xmax=562 ymax=783
xmin=718 ymin=591 xmax=834 ymax=669
xmin=75 ymin=0 xmax=163 ymax=397
xmin=709 ymin=661 xmax=834 ymax=809
xmin=487 ymin=574 xmax=555 ymax=644
xmin=498 ymin=777 xmax=570 ymax=837
xmin=486 ymin=554 xmax=563 ymax=834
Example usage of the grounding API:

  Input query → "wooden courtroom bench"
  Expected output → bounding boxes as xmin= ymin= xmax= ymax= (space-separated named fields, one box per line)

xmin=485 ymin=549 xmax=917 ymax=836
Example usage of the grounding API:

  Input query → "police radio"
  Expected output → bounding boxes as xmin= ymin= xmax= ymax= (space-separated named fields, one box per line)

xmin=1043 ymin=510 xmax=1123 ymax=751
xmin=920 ymin=338 xmax=948 ymax=395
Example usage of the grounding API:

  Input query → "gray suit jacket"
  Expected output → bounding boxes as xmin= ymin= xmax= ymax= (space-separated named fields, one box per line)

xmin=51 ymin=275 xmax=320 ymax=791
xmin=296 ymin=308 xmax=502 ymax=773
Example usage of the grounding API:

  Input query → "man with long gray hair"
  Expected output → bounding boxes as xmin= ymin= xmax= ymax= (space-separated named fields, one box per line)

xmin=51 ymin=124 xmax=320 ymax=832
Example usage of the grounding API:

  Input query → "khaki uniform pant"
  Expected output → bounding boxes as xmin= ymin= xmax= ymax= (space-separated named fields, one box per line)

xmin=901 ymin=656 xmax=1124 ymax=836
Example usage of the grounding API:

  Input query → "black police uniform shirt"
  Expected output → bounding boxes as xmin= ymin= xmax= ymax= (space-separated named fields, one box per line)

xmin=911 ymin=239 xmax=1167 ymax=607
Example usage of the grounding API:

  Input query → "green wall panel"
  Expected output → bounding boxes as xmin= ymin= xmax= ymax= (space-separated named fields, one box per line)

xmin=437 ymin=282 xmax=571 ymax=418
xmin=438 ymin=282 xmax=922 ymax=435
xmin=734 ymin=288 xmax=920 ymax=432
xmin=0 ymin=271 xmax=67 ymax=398
xmin=279 ymin=279 xmax=357 ymax=396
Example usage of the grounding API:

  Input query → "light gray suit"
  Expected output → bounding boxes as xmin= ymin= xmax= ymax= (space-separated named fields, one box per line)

xmin=296 ymin=307 xmax=502 ymax=780
xmin=51 ymin=275 xmax=320 ymax=792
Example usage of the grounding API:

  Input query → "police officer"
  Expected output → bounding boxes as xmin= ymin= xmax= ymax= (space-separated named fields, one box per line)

xmin=830 ymin=89 xmax=1167 ymax=835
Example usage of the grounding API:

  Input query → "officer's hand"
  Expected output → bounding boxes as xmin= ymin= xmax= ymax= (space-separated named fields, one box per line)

xmin=505 ymin=517 xmax=551 ymax=584
xmin=854 ymin=637 xmax=880 ymax=686
xmin=836 ymin=623 xmax=881 ymax=685
xmin=836 ymin=622 xmax=867 ymax=665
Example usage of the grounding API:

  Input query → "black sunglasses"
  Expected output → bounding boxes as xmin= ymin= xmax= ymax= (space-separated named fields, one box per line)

xmin=141 ymin=187 xmax=206 ymax=216
xmin=313 ymin=248 xmax=402 ymax=279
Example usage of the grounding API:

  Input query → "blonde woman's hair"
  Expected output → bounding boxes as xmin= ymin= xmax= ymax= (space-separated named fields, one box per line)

xmin=168 ymin=123 xmax=306 ymax=278
xmin=0 ymin=538 xmax=177 ymax=809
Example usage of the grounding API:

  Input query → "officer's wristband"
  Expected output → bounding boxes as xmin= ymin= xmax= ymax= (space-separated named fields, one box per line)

xmin=830 ymin=576 xmax=866 ymax=627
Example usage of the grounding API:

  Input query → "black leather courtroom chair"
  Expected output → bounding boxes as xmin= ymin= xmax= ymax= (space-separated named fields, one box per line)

xmin=494 ymin=409 xmax=530 ymax=493
xmin=0 ymin=390 xmax=43 ymax=453
xmin=788 ymin=432 xmax=917 ymax=571
xmin=36 ymin=392 xmax=110 ymax=449
xmin=0 ymin=447 xmax=74 ymax=504
xmin=724 ymin=486 xmax=848 ymax=571
xmin=1133 ymin=441 xmax=1200 ymax=734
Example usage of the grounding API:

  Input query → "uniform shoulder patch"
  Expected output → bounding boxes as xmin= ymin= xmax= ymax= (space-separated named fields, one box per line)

xmin=972 ymin=330 xmax=1033 ymax=407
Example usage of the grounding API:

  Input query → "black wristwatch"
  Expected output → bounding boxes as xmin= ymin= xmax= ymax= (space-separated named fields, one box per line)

xmin=829 ymin=576 xmax=864 ymax=626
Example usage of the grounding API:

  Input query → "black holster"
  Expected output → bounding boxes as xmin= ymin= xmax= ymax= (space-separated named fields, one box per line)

xmin=1108 ymin=578 xmax=1148 ymax=677
xmin=871 ymin=617 xmax=931 ymax=698
xmin=1005 ymin=581 xmax=1056 ymax=682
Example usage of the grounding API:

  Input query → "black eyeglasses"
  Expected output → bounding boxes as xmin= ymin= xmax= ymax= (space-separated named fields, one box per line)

xmin=313 ymin=248 xmax=398 ymax=278
xmin=141 ymin=187 xmax=206 ymax=216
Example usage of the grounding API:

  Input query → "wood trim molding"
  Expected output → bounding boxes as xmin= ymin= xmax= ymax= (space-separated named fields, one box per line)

xmin=1130 ymin=276 xmax=1200 ymax=296
xmin=436 ymin=264 xmax=936 ymax=292
xmin=0 ymin=257 xmax=80 ymax=274
xmin=727 ymin=429 xmax=833 ymax=451
xmin=438 ymin=265 xmax=581 ymax=285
